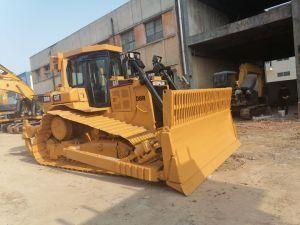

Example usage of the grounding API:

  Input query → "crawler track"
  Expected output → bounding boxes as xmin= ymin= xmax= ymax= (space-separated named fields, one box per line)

xmin=23 ymin=108 xmax=160 ymax=179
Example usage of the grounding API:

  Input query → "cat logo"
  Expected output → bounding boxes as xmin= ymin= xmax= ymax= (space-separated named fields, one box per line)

xmin=112 ymin=80 xmax=119 ymax=86
xmin=53 ymin=94 xmax=61 ymax=102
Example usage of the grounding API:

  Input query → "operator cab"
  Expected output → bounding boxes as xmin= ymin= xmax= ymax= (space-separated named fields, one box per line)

xmin=66 ymin=50 xmax=123 ymax=107
xmin=51 ymin=45 xmax=170 ymax=118
xmin=213 ymin=71 xmax=238 ymax=88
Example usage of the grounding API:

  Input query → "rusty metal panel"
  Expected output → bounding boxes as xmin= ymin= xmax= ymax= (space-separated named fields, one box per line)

xmin=162 ymin=10 xmax=177 ymax=36
xmin=134 ymin=24 xmax=147 ymax=48
xmin=164 ymin=36 xmax=180 ymax=66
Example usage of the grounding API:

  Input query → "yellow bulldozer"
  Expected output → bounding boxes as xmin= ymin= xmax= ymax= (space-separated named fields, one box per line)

xmin=0 ymin=64 xmax=42 ymax=133
xmin=23 ymin=44 xmax=240 ymax=195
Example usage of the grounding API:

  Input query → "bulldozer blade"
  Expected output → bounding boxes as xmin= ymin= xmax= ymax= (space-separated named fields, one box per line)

xmin=161 ymin=88 xmax=240 ymax=195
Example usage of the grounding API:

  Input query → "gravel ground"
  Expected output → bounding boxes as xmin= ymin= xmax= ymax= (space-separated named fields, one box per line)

xmin=0 ymin=120 xmax=299 ymax=225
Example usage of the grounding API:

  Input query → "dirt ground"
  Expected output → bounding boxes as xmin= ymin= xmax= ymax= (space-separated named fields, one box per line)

xmin=0 ymin=120 xmax=299 ymax=225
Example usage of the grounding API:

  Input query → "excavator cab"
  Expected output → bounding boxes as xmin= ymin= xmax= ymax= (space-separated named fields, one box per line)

xmin=213 ymin=71 xmax=238 ymax=88
xmin=240 ymin=74 xmax=258 ymax=91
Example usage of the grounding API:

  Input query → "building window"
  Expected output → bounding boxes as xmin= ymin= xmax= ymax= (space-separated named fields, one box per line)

xmin=277 ymin=71 xmax=290 ymax=77
xmin=44 ymin=64 xmax=50 ymax=71
xmin=44 ymin=64 xmax=50 ymax=77
xmin=121 ymin=30 xmax=135 ymax=52
xmin=35 ymin=69 xmax=41 ymax=82
xmin=145 ymin=17 xmax=163 ymax=43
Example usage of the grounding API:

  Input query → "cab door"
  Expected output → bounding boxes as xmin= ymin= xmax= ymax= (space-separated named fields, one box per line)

xmin=86 ymin=58 xmax=109 ymax=107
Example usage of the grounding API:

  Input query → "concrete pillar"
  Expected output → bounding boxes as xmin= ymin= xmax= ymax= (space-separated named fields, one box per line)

xmin=162 ymin=10 xmax=176 ymax=37
xmin=177 ymin=0 xmax=192 ymax=85
xmin=292 ymin=0 xmax=300 ymax=115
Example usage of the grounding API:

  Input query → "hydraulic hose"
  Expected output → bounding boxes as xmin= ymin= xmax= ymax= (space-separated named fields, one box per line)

xmin=130 ymin=60 xmax=163 ymax=113
xmin=162 ymin=70 xmax=178 ymax=90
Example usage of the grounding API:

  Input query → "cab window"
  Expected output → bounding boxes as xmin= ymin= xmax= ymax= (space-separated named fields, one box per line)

xmin=67 ymin=61 xmax=85 ymax=87
xmin=87 ymin=58 xmax=109 ymax=106
xmin=111 ymin=58 xmax=121 ymax=76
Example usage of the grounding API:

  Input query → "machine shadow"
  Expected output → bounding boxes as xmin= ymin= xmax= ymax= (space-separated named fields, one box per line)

xmin=61 ymin=166 xmax=167 ymax=190
xmin=8 ymin=145 xmax=37 ymax=165
xmin=9 ymin=139 xmax=285 ymax=225
xmin=55 ymin=179 xmax=284 ymax=225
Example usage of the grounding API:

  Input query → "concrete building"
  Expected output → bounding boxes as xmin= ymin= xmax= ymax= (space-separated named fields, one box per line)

xmin=30 ymin=0 xmax=179 ymax=94
xmin=30 ymin=0 xmax=300 ymax=111
xmin=179 ymin=0 xmax=300 ymax=110
xmin=18 ymin=72 xmax=33 ymax=89
xmin=265 ymin=57 xmax=298 ymax=105
xmin=265 ymin=57 xmax=297 ymax=83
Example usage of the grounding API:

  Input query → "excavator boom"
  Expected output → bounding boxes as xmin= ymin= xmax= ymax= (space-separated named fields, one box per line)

xmin=0 ymin=64 xmax=42 ymax=133
xmin=238 ymin=63 xmax=264 ymax=97
xmin=0 ymin=64 xmax=35 ymax=100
